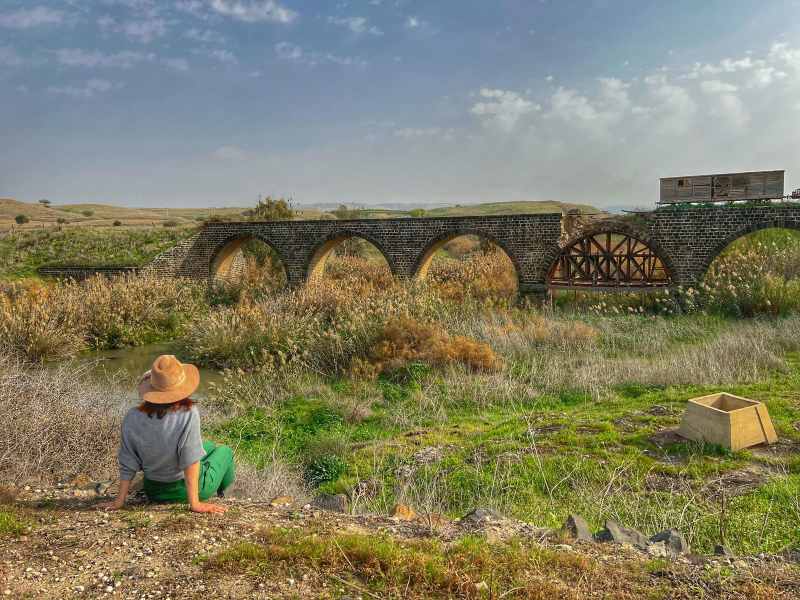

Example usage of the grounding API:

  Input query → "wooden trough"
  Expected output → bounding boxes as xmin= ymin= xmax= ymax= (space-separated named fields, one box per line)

xmin=678 ymin=393 xmax=777 ymax=451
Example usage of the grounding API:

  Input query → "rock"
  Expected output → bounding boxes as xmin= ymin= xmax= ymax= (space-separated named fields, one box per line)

xmin=714 ymin=544 xmax=734 ymax=557
xmin=650 ymin=529 xmax=689 ymax=554
xmin=647 ymin=541 xmax=669 ymax=558
xmin=595 ymin=520 xmax=649 ymax=550
xmin=460 ymin=508 xmax=503 ymax=526
xmin=390 ymin=503 xmax=417 ymax=521
xmin=312 ymin=493 xmax=348 ymax=513
xmin=94 ymin=481 xmax=112 ymax=496
xmin=562 ymin=514 xmax=593 ymax=542
xmin=269 ymin=495 xmax=295 ymax=508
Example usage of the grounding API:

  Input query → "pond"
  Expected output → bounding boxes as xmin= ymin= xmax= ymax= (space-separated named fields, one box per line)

xmin=70 ymin=343 xmax=224 ymax=402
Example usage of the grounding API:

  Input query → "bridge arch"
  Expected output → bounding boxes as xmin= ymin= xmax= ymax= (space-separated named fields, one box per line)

xmin=412 ymin=230 xmax=522 ymax=285
xmin=545 ymin=227 xmax=673 ymax=290
xmin=306 ymin=230 xmax=395 ymax=282
xmin=697 ymin=220 xmax=800 ymax=283
xmin=209 ymin=234 xmax=288 ymax=286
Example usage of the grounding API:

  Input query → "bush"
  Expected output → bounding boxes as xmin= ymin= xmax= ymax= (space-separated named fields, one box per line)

xmin=81 ymin=210 xmax=93 ymax=217
xmin=56 ymin=217 xmax=67 ymax=224
xmin=163 ymin=219 xmax=179 ymax=228
xmin=14 ymin=215 xmax=29 ymax=225
xmin=113 ymin=220 xmax=122 ymax=227
xmin=0 ymin=354 xmax=123 ymax=484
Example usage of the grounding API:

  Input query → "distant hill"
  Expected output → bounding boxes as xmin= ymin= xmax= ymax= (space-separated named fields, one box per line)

xmin=0 ymin=198 xmax=605 ymax=232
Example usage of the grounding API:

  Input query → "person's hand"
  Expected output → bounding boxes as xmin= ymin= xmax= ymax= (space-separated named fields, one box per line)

xmin=98 ymin=499 xmax=125 ymax=511
xmin=190 ymin=501 xmax=227 ymax=514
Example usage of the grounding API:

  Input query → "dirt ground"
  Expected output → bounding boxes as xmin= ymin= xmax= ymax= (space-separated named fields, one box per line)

xmin=2 ymin=485 xmax=799 ymax=600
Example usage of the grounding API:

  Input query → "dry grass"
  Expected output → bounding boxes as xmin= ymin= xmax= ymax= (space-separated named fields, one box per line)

xmin=0 ymin=354 xmax=124 ymax=484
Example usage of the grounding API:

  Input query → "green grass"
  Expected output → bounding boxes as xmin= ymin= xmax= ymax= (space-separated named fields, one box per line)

xmin=0 ymin=226 xmax=194 ymax=279
xmin=211 ymin=316 xmax=800 ymax=555
xmin=0 ymin=509 xmax=28 ymax=536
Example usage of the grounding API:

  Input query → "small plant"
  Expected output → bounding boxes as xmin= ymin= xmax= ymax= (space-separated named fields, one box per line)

xmin=0 ymin=509 xmax=28 ymax=536
xmin=14 ymin=214 xmax=29 ymax=225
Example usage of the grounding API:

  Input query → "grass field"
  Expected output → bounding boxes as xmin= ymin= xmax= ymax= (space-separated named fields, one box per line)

xmin=2 ymin=208 xmax=800 ymax=559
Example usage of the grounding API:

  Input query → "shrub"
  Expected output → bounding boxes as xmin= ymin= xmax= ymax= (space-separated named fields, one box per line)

xmin=113 ymin=220 xmax=122 ymax=227
xmin=81 ymin=210 xmax=93 ymax=217
xmin=56 ymin=217 xmax=67 ymax=224
xmin=364 ymin=316 xmax=501 ymax=376
xmin=14 ymin=215 xmax=29 ymax=225
xmin=163 ymin=219 xmax=179 ymax=228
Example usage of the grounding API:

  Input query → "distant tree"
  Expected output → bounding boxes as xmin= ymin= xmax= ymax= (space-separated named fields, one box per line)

xmin=14 ymin=214 xmax=29 ymax=224
xmin=163 ymin=219 xmax=179 ymax=228
xmin=332 ymin=204 xmax=361 ymax=220
xmin=409 ymin=208 xmax=426 ymax=218
xmin=246 ymin=196 xmax=294 ymax=221
xmin=113 ymin=220 xmax=122 ymax=227
xmin=57 ymin=217 xmax=67 ymax=224
xmin=38 ymin=199 xmax=51 ymax=208
xmin=82 ymin=210 xmax=94 ymax=217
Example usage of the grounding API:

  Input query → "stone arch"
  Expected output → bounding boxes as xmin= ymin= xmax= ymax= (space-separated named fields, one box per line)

xmin=305 ymin=230 xmax=395 ymax=282
xmin=696 ymin=220 xmax=800 ymax=282
xmin=543 ymin=225 xmax=674 ymax=289
xmin=209 ymin=234 xmax=288 ymax=282
xmin=412 ymin=230 xmax=522 ymax=284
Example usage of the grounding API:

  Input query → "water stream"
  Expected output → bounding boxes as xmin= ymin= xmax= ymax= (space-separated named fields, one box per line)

xmin=71 ymin=343 xmax=224 ymax=402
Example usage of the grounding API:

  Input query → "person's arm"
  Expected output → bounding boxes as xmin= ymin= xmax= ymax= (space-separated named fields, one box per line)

xmin=183 ymin=461 xmax=227 ymax=514
xmin=100 ymin=479 xmax=132 ymax=510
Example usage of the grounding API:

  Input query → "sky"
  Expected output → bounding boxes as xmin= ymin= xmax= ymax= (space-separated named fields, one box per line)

xmin=1 ymin=0 xmax=800 ymax=210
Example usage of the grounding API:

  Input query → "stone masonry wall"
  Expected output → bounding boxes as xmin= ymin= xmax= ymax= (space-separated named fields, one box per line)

xmin=141 ymin=204 xmax=800 ymax=292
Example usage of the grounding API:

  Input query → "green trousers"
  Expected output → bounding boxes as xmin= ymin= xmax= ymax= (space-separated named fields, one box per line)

xmin=143 ymin=441 xmax=235 ymax=503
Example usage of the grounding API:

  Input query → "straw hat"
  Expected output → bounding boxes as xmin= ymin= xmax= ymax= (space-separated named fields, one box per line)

xmin=138 ymin=355 xmax=200 ymax=404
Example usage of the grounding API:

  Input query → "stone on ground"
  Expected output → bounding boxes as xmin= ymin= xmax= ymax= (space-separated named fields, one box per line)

xmin=595 ymin=520 xmax=649 ymax=550
xmin=650 ymin=528 xmax=689 ymax=554
xmin=390 ymin=503 xmax=417 ymax=521
xmin=562 ymin=514 xmax=593 ymax=542
xmin=312 ymin=493 xmax=348 ymax=513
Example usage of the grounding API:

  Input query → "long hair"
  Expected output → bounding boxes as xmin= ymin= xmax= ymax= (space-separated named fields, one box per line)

xmin=137 ymin=398 xmax=194 ymax=419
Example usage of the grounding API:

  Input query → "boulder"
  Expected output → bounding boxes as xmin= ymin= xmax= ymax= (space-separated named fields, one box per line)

xmin=650 ymin=529 xmax=689 ymax=554
xmin=312 ymin=493 xmax=348 ymax=513
xmin=595 ymin=520 xmax=649 ymax=550
xmin=562 ymin=514 xmax=593 ymax=542
xmin=460 ymin=508 xmax=503 ymax=526
xmin=714 ymin=544 xmax=734 ymax=558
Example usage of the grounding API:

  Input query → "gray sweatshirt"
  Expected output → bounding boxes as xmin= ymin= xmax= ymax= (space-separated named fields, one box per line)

xmin=118 ymin=406 xmax=206 ymax=482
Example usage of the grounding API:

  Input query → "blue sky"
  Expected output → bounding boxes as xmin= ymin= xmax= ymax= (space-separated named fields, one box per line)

xmin=1 ymin=0 xmax=800 ymax=209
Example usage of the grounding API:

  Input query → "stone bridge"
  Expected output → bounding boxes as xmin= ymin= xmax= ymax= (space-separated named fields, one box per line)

xmin=144 ymin=204 xmax=800 ymax=294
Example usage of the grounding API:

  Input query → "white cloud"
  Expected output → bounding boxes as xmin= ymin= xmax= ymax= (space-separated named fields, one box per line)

xmin=185 ymin=28 xmax=226 ymax=44
xmin=47 ymin=79 xmax=118 ymax=99
xmin=405 ymin=16 xmax=427 ymax=29
xmin=328 ymin=16 xmax=382 ymax=36
xmin=98 ymin=16 xmax=167 ymax=44
xmin=55 ymin=48 xmax=153 ymax=69
xmin=470 ymin=88 xmax=539 ymax=132
xmin=209 ymin=49 xmax=238 ymax=64
xmin=210 ymin=0 xmax=297 ymax=24
xmin=274 ymin=42 xmax=366 ymax=67
xmin=0 ymin=6 xmax=63 ymax=29
xmin=749 ymin=66 xmax=787 ymax=89
xmin=700 ymin=79 xmax=738 ymax=94
xmin=213 ymin=145 xmax=248 ymax=161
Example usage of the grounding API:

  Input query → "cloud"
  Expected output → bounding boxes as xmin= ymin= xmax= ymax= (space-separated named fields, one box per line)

xmin=47 ymin=79 xmax=119 ymax=99
xmin=98 ymin=16 xmax=167 ymax=44
xmin=405 ymin=16 xmax=427 ymax=29
xmin=274 ymin=42 xmax=366 ymax=67
xmin=328 ymin=16 xmax=382 ymax=36
xmin=0 ymin=6 xmax=63 ymax=29
xmin=185 ymin=28 xmax=226 ymax=44
xmin=470 ymin=88 xmax=539 ymax=132
xmin=55 ymin=48 xmax=153 ymax=69
xmin=209 ymin=49 xmax=238 ymax=64
xmin=209 ymin=0 xmax=297 ymax=24
xmin=213 ymin=145 xmax=248 ymax=161
xmin=700 ymin=79 xmax=738 ymax=94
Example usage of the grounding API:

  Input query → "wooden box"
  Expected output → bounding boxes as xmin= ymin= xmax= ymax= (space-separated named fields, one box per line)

xmin=677 ymin=393 xmax=777 ymax=451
